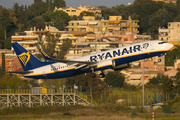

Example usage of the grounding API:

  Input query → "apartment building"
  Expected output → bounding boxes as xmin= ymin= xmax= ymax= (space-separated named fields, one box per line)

xmin=66 ymin=16 xmax=139 ymax=35
xmin=0 ymin=54 xmax=22 ymax=71
xmin=158 ymin=27 xmax=168 ymax=41
xmin=54 ymin=5 xmax=102 ymax=17
xmin=158 ymin=22 xmax=180 ymax=45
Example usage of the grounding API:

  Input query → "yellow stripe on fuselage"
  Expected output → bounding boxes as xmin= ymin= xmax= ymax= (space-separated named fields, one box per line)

xmin=23 ymin=67 xmax=76 ymax=77
xmin=97 ymin=64 xmax=112 ymax=69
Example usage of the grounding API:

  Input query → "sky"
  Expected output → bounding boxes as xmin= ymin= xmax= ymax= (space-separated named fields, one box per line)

xmin=0 ymin=0 xmax=135 ymax=9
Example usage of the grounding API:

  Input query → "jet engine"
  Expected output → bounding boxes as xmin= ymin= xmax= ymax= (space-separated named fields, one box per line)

xmin=97 ymin=60 xmax=129 ymax=71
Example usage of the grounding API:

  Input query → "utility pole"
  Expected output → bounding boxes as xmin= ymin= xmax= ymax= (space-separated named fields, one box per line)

xmin=142 ymin=59 xmax=144 ymax=108
xmin=142 ymin=36 xmax=145 ymax=108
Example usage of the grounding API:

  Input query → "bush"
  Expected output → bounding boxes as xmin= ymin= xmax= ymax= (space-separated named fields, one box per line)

xmin=95 ymin=103 xmax=128 ymax=113
xmin=172 ymin=101 xmax=180 ymax=113
xmin=162 ymin=105 xmax=172 ymax=114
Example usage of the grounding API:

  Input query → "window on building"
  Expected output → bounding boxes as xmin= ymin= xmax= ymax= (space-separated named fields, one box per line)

xmin=66 ymin=10 xmax=70 ymax=12
xmin=72 ymin=10 xmax=76 ymax=12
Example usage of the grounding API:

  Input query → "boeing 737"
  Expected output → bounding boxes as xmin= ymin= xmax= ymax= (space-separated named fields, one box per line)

xmin=9 ymin=40 xmax=173 ymax=79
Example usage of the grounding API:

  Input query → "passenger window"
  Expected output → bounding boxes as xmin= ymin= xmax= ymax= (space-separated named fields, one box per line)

xmin=158 ymin=42 xmax=166 ymax=44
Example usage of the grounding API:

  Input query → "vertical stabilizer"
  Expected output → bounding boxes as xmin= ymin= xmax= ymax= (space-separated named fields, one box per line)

xmin=12 ymin=42 xmax=45 ymax=71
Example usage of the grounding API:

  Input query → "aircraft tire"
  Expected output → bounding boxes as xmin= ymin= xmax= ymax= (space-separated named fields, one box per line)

xmin=99 ymin=73 xmax=105 ymax=78
xmin=158 ymin=59 xmax=161 ymax=62
xmin=90 ymin=73 xmax=96 ymax=78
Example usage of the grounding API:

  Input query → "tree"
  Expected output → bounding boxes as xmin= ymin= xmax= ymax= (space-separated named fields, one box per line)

xmin=161 ymin=76 xmax=174 ymax=94
xmin=52 ymin=14 xmax=65 ymax=30
xmin=49 ymin=11 xmax=70 ymax=30
xmin=78 ymin=11 xmax=94 ymax=19
xmin=36 ymin=16 xmax=45 ymax=29
xmin=148 ymin=8 xmax=170 ymax=35
xmin=104 ymin=71 xmax=125 ymax=88
xmin=49 ymin=10 xmax=70 ymax=22
xmin=57 ymin=38 xmax=72 ymax=59
xmin=166 ymin=50 xmax=175 ymax=66
xmin=1 ymin=8 xmax=12 ymax=40
xmin=0 ymin=74 xmax=28 ymax=89
xmin=148 ymin=73 xmax=164 ymax=85
xmin=29 ymin=1 xmax=46 ymax=18
xmin=54 ymin=0 xmax=66 ymax=8
xmin=34 ymin=0 xmax=42 ymax=3
xmin=175 ymin=69 xmax=180 ymax=93
xmin=149 ymin=73 xmax=174 ymax=93
xmin=66 ymin=73 xmax=106 ymax=92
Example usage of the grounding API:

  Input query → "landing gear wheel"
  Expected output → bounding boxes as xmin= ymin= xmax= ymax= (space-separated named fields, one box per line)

xmin=99 ymin=73 xmax=105 ymax=78
xmin=158 ymin=59 xmax=161 ymax=62
xmin=90 ymin=73 xmax=96 ymax=78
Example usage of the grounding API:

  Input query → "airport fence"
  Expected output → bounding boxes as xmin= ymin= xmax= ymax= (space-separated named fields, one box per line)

xmin=0 ymin=89 xmax=97 ymax=106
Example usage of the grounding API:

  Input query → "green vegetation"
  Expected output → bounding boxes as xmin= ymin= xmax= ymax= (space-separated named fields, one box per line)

xmin=104 ymin=71 xmax=125 ymax=88
xmin=0 ymin=74 xmax=28 ymax=89
xmin=165 ymin=46 xmax=180 ymax=66
xmin=1 ymin=0 xmax=180 ymax=49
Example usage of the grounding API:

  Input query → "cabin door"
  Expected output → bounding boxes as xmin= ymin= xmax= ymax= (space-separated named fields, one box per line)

xmin=42 ymin=68 xmax=47 ymax=78
xmin=150 ymin=43 xmax=154 ymax=50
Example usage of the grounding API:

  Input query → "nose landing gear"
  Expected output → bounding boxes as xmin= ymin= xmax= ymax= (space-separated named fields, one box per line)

xmin=99 ymin=72 xmax=105 ymax=78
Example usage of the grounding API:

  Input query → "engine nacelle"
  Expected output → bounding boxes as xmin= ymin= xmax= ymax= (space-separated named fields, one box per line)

xmin=97 ymin=60 xmax=113 ymax=70
xmin=113 ymin=63 xmax=129 ymax=71
xmin=97 ymin=60 xmax=129 ymax=71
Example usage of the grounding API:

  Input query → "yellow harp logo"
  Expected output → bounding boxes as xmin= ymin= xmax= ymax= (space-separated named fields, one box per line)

xmin=18 ymin=52 xmax=30 ymax=67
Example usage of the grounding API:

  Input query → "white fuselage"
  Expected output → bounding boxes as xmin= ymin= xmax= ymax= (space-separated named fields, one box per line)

xmin=24 ymin=40 xmax=173 ymax=79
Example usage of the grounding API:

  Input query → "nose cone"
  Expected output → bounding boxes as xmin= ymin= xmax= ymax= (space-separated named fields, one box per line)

xmin=167 ymin=43 xmax=174 ymax=50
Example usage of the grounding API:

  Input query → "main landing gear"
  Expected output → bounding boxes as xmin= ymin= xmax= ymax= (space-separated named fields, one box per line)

xmin=90 ymin=68 xmax=96 ymax=78
xmin=90 ymin=68 xmax=105 ymax=78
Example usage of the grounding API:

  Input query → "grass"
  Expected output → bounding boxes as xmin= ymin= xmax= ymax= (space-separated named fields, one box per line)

xmin=1 ymin=104 xmax=180 ymax=119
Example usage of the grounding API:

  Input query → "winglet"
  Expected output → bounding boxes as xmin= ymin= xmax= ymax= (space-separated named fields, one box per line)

xmin=39 ymin=49 xmax=51 ymax=60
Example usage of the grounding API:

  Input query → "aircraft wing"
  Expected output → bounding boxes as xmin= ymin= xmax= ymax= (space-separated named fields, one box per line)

xmin=39 ymin=49 xmax=97 ymax=67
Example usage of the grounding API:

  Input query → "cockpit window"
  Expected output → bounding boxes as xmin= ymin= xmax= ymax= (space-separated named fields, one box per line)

xmin=158 ymin=41 xmax=166 ymax=44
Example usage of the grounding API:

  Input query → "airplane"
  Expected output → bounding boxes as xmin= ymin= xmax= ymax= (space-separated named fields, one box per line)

xmin=9 ymin=40 xmax=173 ymax=79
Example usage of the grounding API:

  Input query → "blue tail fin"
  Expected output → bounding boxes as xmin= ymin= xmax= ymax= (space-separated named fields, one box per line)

xmin=12 ymin=42 xmax=45 ymax=71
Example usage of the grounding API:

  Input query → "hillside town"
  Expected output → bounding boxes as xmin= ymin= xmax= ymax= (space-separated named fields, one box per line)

xmin=2 ymin=0 xmax=180 ymax=119
xmin=0 ymin=2 xmax=180 ymax=86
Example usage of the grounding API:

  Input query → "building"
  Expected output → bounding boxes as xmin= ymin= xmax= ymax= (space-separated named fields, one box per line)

xmin=54 ymin=5 xmax=102 ymax=17
xmin=152 ymin=0 xmax=176 ymax=4
xmin=158 ymin=27 xmax=168 ymax=41
xmin=66 ymin=16 xmax=139 ymax=35
xmin=140 ymin=60 xmax=165 ymax=71
xmin=164 ymin=69 xmax=178 ymax=79
xmin=174 ymin=59 xmax=180 ymax=69
xmin=168 ymin=22 xmax=180 ymax=45
xmin=158 ymin=22 xmax=180 ymax=45
xmin=127 ymin=68 xmax=164 ymax=86
xmin=0 ymin=54 xmax=22 ymax=71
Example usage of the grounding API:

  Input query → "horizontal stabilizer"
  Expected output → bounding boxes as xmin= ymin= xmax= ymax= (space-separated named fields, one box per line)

xmin=5 ymin=71 xmax=33 ymax=74
xmin=39 ymin=49 xmax=51 ymax=60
